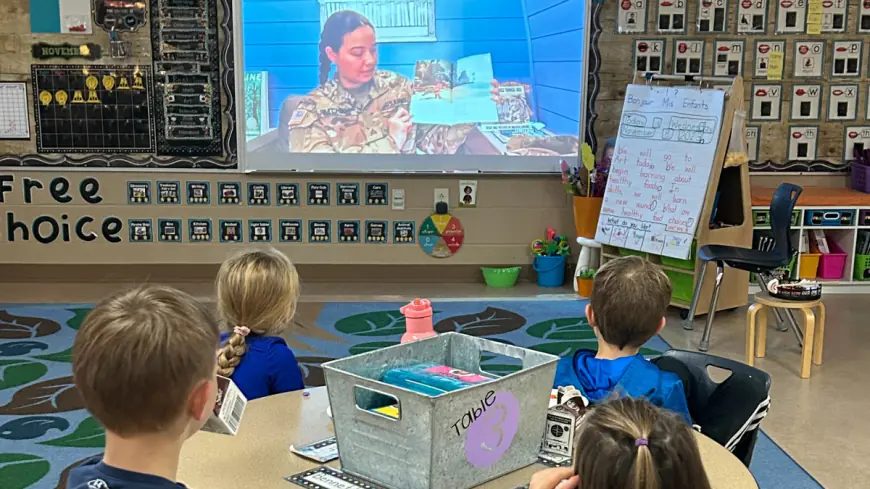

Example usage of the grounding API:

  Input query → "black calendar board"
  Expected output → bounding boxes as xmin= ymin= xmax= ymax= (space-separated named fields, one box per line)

xmin=150 ymin=0 xmax=223 ymax=156
xmin=31 ymin=65 xmax=155 ymax=153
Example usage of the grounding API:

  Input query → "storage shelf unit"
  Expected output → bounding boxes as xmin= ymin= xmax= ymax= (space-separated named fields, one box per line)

xmin=753 ymin=206 xmax=870 ymax=286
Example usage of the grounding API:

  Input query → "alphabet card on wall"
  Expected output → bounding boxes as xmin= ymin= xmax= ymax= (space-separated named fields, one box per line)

xmin=751 ymin=84 xmax=783 ymax=121
xmin=754 ymin=41 xmax=785 ymax=78
xmin=776 ymin=0 xmax=807 ymax=34
xmin=790 ymin=84 xmax=822 ymax=121
xmin=788 ymin=126 xmax=819 ymax=161
xmin=737 ymin=0 xmax=769 ymax=33
xmin=595 ymin=84 xmax=725 ymax=259
xmin=844 ymin=127 xmax=870 ymax=161
xmin=860 ymin=1 xmax=870 ymax=32
xmin=634 ymin=40 xmax=665 ymax=75
xmin=794 ymin=41 xmax=825 ymax=78
xmin=696 ymin=0 xmax=728 ymax=32
xmin=713 ymin=40 xmax=744 ymax=77
xmin=617 ymin=0 xmax=649 ymax=34
xmin=828 ymin=84 xmax=859 ymax=121
xmin=746 ymin=126 xmax=760 ymax=162
xmin=821 ymin=0 xmax=848 ymax=32
xmin=673 ymin=39 xmax=704 ymax=75
xmin=656 ymin=0 xmax=687 ymax=32
xmin=831 ymin=41 xmax=862 ymax=78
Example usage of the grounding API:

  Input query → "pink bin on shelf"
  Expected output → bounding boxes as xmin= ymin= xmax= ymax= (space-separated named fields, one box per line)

xmin=817 ymin=239 xmax=847 ymax=279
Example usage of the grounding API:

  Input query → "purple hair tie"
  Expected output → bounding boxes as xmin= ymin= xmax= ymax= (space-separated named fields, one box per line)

xmin=635 ymin=438 xmax=649 ymax=447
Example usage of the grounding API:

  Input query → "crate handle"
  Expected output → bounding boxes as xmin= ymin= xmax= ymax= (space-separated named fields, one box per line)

xmin=822 ymin=212 xmax=841 ymax=220
xmin=353 ymin=385 xmax=401 ymax=422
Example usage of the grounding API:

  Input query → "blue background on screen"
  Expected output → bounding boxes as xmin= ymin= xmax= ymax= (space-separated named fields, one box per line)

xmin=243 ymin=0 xmax=586 ymax=136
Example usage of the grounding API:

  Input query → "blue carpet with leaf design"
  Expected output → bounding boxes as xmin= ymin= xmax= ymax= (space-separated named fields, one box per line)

xmin=0 ymin=301 xmax=820 ymax=489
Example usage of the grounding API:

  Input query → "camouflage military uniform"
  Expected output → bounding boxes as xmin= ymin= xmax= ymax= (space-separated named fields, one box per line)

xmin=288 ymin=70 xmax=471 ymax=154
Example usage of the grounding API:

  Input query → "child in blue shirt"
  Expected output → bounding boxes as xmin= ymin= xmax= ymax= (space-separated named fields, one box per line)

xmin=216 ymin=248 xmax=305 ymax=400
xmin=553 ymin=256 xmax=692 ymax=424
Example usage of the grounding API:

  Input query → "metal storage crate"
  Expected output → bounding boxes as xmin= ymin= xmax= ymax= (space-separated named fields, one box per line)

xmin=322 ymin=333 xmax=558 ymax=489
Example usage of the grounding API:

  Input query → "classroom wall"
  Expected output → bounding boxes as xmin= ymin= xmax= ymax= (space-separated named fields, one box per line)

xmin=522 ymin=0 xmax=586 ymax=136
xmin=242 ymin=0 xmax=535 ymax=128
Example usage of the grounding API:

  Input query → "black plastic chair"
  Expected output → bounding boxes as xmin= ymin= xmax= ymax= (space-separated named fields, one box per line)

xmin=684 ymin=183 xmax=803 ymax=351
xmin=658 ymin=349 xmax=771 ymax=467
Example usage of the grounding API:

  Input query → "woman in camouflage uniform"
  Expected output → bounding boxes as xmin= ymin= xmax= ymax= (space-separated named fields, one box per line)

xmin=287 ymin=10 xmax=498 ymax=154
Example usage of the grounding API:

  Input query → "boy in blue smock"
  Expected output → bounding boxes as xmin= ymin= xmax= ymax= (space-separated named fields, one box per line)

xmin=553 ymin=256 xmax=692 ymax=424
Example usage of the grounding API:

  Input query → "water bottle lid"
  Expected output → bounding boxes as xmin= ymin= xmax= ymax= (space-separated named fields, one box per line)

xmin=401 ymin=298 xmax=432 ymax=318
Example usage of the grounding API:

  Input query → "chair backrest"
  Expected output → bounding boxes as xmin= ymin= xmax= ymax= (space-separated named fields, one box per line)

xmin=769 ymin=183 xmax=803 ymax=265
xmin=661 ymin=350 xmax=771 ymax=467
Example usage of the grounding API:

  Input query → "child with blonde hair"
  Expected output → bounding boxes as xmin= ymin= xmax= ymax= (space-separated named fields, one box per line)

xmin=529 ymin=397 xmax=712 ymax=489
xmin=216 ymin=248 xmax=304 ymax=400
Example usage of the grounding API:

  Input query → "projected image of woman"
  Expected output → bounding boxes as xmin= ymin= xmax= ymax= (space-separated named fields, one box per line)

xmin=287 ymin=10 xmax=499 ymax=154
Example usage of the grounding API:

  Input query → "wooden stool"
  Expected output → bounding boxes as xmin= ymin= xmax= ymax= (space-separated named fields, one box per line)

xmin=746 ymin=292 xmax=825 ymax=379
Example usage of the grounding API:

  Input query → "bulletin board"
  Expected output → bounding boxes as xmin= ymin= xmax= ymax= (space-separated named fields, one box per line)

xmin=586 ymin=0 xmax=869 ymax=172
xmin=0 ymin=0 xmax=238 ymax=169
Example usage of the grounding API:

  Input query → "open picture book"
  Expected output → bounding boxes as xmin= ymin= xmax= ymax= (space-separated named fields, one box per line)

xmin=409 ymin=53 xmax=499 ymax=125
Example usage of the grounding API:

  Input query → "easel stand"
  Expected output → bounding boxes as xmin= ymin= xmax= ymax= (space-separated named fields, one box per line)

xmin=599 ymin=74 xmax=753 ymax=318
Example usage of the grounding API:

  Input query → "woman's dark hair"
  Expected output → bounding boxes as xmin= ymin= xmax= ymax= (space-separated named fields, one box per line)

xmin=573 ymin=397 xmax=712 ymax=489
xmin=319 ymin=10 xmax=374 ymax=85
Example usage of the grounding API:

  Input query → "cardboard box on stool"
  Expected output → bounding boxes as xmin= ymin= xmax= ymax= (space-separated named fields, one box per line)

xmin=201 ymin=375 xmax=248 ymax=435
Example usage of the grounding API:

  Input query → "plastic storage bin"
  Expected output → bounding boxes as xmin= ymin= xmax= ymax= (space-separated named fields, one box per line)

xmin=660 ymin=240 xmax=696 ymax=270
xmin=798 ymin=253 xmax=821 ymax=279
xmin=322 ymin=333 xmax=558 ymax=489
xmin=664 ymin=269 xmax=695 ymax=303
xmin=860 ymin=210 xmax=870 ymax=226
xmin=851 ymin=160 xmax=870 ymax=194
xmin=854 ymin=254 xmax=870 ymax=281
xmin=817 ymin=239 xmax=847 ymax=279
xmin=752 ymin=209 xmax=800 ymax=227
xmin=481 ymin=267 xmax=520 ymax=288
xmin=804 ymin=209 xmax=854 ymax=226
xmin=533 ymin=255 xmax=566 ymax=287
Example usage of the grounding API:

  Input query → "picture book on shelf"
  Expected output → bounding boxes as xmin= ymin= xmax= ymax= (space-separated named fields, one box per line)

xmin=409 ymin=53 xmax=499 ymax=125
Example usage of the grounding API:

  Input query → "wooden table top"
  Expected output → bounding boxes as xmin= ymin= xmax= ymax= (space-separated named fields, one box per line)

xmin=178 ymin=387 xmax=758 ymax=489
xmin=752 ymin=186 xmax=870 ymax=207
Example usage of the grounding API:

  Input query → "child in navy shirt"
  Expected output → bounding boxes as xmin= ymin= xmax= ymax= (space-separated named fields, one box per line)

xmin=216 ymin=248 xmax=305 ymax=400
xmin=68 ymin=285 xmax=220 ymax=489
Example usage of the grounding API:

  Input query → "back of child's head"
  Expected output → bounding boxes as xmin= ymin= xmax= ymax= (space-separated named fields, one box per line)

xmin=591 ymin=255 xmax=672 ymax=349
xmin=216 ymin=248 xmax=300 ymax=376
xmin=574 ymin=397 xmax=711 ymax=489
xmin=72 ymin=285 xmax=219 ymax=437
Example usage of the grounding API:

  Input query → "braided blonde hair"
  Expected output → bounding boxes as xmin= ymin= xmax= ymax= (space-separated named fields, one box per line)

xmin=216 ymin=248 xmax=300 ymax=376
xmin=573 ymin=397 xmax=711 ymax=489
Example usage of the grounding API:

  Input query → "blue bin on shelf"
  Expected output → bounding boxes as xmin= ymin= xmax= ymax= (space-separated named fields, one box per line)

xmin=533 ymin=255 xmax=567 ymax=287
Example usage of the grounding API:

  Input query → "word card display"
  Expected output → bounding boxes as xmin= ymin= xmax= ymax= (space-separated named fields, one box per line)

xmin=713 ymin=41 xmax=744 ymax=77
xmin=220 ymin=220 xmax=242 ymax=242
xmin=696 ymin=0 xmax=727 ymax=32
xmin=793 ymin=41 xmax=825 ymax=78
xmin=790 ymin=84 xmax=821 ymax=121
xmin=157 ymin=181 xmax=180 ymax=203
xmin=338 ymin=220 xmax=360 ymax=242
xmin=394 ymin=221 xmax=415 ymax=243
xmin=337 ymin=183 xmax=359 ymax=205
xmin=189 ymin=219 xmax=212 ymax=241
xmin=249 ymin=219 xmax=272 ymax=242
xmin=32 ymin=65 xmax=154 ymax=153
xmin=596 ymin=84 xmax=725 ymax=259
xmin=737 ymin=0 xmax=768 ymax=33
xmin=0 ymin=82 xmax=31 ymax=140
xmin=158 ymin=218 xmax=182 ymax=242
xmin=831 ymin=41 xmax=862 ymax=78
xmin=248 ymin=182 xmax=270 ymax=205
xmin=828 ymin=85 xmax=858 ymax=120
xmin=129 ymin=219 xmax=153 ymax=242
xmin=278 ymin=183 xmax=299 ymax=205
xmin=308 ymin=183 xmax=330 ymax=205
xmin=673 ymin=39 xmax=703 ymax=76
xmin=366 ymin=183 xmax=388 ymax=205
xmin=280 ymin=219 xmax=302 ymax=242
xmin=656 ymin=0 xmax=686 ymax=32
xmin=286 ymin=467 xmax=388 ymax=489
xmin=634 ymin=40 xmax=665 ymax=75
xmin=788 ymin=126 xmax=819 ymax=161
xmin=751 ymin=84 xmax=783 ymax=121
xmin=127 ymin=181 xmax=151 ymax=203
xmin=617 ymin=0 xmax=648 ymax=34
xmin=309 ymin=220 xmax=331 ymax=242
xmin=187 ymin=181 xmax=210 ymax=204
xmin=754 ymin=41 xmax=785 ymax=78
xmin=775 ymin=0 xmax=807 ymax=34
xmin=366 ymin=220 xmax=388 ymax=243
xmin=845 ymin=127 xmax=870 ymax=160
xmin=149 ymin=0 xmax=223 ymax=156
xmin=219 ymin=182 xmax=241 ymax=204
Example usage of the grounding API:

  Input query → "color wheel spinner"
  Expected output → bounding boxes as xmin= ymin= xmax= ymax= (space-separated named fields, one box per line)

xmin=419 ymin=212 xmax=464 ymax=258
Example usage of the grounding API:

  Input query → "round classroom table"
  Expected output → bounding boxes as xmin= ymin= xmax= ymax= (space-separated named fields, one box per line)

xmin=178 ymin=387 xmax=758 ymax=489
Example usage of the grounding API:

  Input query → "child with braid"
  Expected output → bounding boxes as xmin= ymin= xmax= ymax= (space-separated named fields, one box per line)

xmin=216 ymin=248 xmax=304 ymax=400
xmin=529 ymin=397 xmax=712 ymax=489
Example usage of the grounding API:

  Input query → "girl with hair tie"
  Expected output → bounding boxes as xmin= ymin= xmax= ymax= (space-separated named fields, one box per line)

xmin=529 ymin=397 xmax=712 ymax=489
xmin=216 ymin=248 xmax=304 ymax=400
xmin=287 ymin=10 xmax=499 ymax=154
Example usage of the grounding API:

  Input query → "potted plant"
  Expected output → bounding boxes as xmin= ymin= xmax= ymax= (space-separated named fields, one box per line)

xmin=576 ymin=268 xmax=595 ymax=297
xmin=562 ymin=141 xmax=608 ymax=239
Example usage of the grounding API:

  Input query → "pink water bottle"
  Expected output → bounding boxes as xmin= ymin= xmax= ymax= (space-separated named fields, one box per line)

xmin=400 ymin=298 xmax=437 ymax=344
